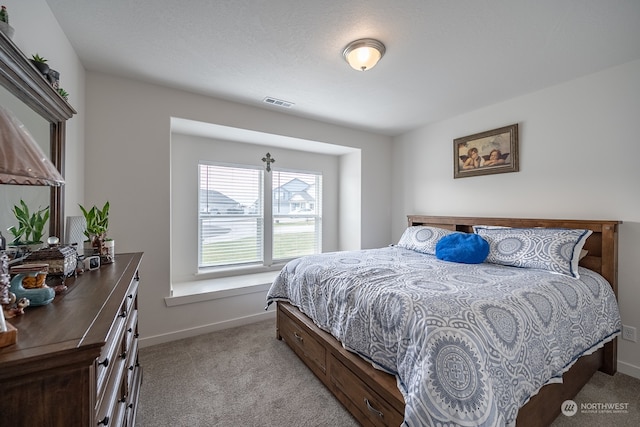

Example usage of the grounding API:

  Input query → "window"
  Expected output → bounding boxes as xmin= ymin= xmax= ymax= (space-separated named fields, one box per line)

xmin=198 ymin=162 xmax=322 ymax=271
xmin=272 ymin=170 xmax=322 ymax=261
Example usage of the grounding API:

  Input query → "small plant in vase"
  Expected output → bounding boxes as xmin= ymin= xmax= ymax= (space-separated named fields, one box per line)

xmin=0 ymin=6 xmax=9 ymax=23
xmin=7 ymin=199 xmax=49 ymax=250
xmin=0 ymin=5 xmax=14 ymax=39
xmin=56 ymin=88 xmax=68 ymax=100
xmin=79 ymin=201 xmax=115 ymax=264
xmin=30 ymin=54 xmax=49 ymax=75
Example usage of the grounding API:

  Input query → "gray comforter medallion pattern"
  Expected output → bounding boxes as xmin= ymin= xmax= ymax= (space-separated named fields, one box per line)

xmin=266 ymin=247 xmax=621 ymax=427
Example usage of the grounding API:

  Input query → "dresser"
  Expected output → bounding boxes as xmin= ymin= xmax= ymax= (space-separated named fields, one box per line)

xmin=0 ymin=252 xmax=143 ymax=427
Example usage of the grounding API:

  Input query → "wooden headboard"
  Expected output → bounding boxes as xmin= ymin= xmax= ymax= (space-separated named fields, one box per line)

xmin=408 ymin=215 xmax=621 ymax=297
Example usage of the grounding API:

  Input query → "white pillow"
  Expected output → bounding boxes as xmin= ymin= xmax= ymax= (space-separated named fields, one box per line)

xmin=397 ymin=226 xmax=454 ymax=255
xmin=473 ymin=226 xmax=592 ymax=278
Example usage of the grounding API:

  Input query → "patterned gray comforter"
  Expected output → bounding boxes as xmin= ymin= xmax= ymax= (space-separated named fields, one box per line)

xmin=266 ymin=246 xmax=621 ymax=427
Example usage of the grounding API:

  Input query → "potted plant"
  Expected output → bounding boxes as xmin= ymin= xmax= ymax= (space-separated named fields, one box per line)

xmin=0 ymin=5 xmax=14 ymax=39
xmin=30 ymin=54 xmax=49 ymax=76
xmin=79 ymin=201 xmax=114 ymax=264
xmin=57 ymin=87 xmax=69 ymax=100
xmin=7 ymin=199 xmax=49 ymax=251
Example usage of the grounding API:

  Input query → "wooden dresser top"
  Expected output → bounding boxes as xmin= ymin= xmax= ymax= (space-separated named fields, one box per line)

xmin=0 ymin=252 xmax=143 ymax=372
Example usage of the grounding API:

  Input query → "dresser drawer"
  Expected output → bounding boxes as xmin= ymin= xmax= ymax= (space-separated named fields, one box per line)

xmin=124 ymin=275 xmax=139 ymax=314
xmin=279 ymin=309 xmax=326 ymax=378
xmin=330 ymin=354 xmax=404 ymax=427
xmin=124 ymin=310 xmax=139 ymax=396
xmin=95 ymin=311 xmax=127 ymax=397
xmin=95 ymin=270 xmax=140 ymax=426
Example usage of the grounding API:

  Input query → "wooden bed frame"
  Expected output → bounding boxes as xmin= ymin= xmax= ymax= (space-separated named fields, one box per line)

xmin=275 ymin=215 xmax=621 ymax=427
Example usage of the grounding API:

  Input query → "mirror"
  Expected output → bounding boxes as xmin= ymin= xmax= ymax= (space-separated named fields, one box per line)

xmin=0 ymin=85 xmax=51 ymax=243
xmin=0 ymin=32 xmax=75 ymax=242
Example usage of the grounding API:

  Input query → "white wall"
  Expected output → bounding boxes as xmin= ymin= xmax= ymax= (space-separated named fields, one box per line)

xmin=3 ymin=0 xmax=85 ymax=222
xmin=339 ymin=151 xmax=362 ymax=250
xmin=85 ymin=72 xmax=392 ymax=344
xmin=391 ymin=60 xmax=640 ymax=377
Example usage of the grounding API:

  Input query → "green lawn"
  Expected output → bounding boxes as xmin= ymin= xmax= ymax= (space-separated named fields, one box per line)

xmin=201 ymin=230 xmax=317 ymax=265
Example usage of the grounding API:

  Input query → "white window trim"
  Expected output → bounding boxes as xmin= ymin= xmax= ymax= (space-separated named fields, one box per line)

xmin=166 ymin=271 xmax=279 ymax=307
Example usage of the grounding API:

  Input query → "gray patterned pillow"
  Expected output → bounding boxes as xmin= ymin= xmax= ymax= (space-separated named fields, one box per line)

xmin=397 ymin=226 xmax=454 ymax=255
xmin=474 ymin=226 xmax=592 ymax=278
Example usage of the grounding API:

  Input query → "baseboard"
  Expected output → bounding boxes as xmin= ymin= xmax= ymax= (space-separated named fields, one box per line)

xmin=617 ymin=360 xmax=640 ymax=380
xmin=138 ymin=310 xmax=276 ymax=348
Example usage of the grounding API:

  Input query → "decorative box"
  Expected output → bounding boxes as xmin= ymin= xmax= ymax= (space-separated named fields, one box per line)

xmin=23 ymin=245 xmax=77 ymax=277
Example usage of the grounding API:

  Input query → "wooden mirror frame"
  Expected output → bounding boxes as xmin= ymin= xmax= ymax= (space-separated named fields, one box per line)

xmin=0 ymin=32 xmax=76 ymax=239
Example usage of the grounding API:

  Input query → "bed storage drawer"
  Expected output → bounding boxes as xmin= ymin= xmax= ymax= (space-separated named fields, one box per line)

xmin=278 ymin=306 xmax=327 ymax=379
xmin=330 ymin=354 xmax=404 ymax=427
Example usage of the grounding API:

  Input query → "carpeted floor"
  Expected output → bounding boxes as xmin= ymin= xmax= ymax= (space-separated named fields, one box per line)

xmin=136 ymin=319 xmax=358 ymax=427
xmin=136 ymin=319 xmax=640 ymax=426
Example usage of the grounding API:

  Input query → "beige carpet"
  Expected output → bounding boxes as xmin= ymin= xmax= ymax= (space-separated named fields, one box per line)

xmin=550 ymin=370 xmax=640 ymax=426
xmin=136 ymin=319 xmax=640 ymax=426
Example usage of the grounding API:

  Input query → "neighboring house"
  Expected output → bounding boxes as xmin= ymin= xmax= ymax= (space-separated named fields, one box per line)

xmin=199 ymin=189 xmax=243 ymax=214
xmin=273 ymin=178 xmax=315 ymax=214
xmin=200 ymin=178 xmax=316 ymax=215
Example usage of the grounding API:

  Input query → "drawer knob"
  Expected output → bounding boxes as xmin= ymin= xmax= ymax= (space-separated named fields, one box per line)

xmin=293 ymin=331 xmax=304 ymax=343
xmin=98 ymin=357 xmax=109 ymax=368
xmin=97 ymin=416 xmax=109 ymax=425
xmin=120 ymin=350 xmax=127 ymax=359
xmin=119 ymin=310 xmax=127 ymax=318
xmin=364 ymin=398 xmax=384 ymax=419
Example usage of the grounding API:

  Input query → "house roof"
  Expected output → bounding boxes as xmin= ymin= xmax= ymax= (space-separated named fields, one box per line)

xmin=199 ymin=189 xmax=238 ymax=206
xmin=278 ymin=178 xmax=310 ymax=193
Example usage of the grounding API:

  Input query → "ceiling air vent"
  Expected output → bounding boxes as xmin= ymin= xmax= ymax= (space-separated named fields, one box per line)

xmin=263 ymin=97 xmax=294 ymax=108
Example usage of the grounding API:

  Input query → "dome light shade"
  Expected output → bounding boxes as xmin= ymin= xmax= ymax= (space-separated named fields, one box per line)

xmin=0 ymin=106 xmax=65 ymax=186
xmin=342 ymin=39 xmax=386 ymax=71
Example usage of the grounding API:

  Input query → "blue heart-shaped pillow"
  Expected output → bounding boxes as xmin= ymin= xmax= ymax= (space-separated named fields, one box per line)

xmin=435 ymin=232 xmax=489 ymax=264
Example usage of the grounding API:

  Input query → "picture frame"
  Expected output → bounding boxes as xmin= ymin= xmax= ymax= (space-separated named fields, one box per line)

xmin=453 ymin=123 xmax=519 ymax=178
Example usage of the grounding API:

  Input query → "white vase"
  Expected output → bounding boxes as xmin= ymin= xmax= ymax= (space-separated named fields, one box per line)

xmin=0 ymin=22 xmax=14 ymax=39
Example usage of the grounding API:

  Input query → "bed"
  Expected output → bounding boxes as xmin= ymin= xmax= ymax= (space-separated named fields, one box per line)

xmin=266 ymin=215 xmax=621 ymax=426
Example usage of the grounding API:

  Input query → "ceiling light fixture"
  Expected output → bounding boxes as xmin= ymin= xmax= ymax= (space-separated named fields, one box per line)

xmin=342 ymin=38 xmax=386 ymax=71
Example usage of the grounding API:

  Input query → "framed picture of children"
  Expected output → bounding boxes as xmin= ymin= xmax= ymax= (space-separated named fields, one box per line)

xmin=453 ymin=123 xmax=519 ymax=178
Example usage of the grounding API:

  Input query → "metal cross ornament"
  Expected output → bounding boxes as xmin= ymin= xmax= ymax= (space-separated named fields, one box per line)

xmin=262 ymin=152 xmax=275 ymax=172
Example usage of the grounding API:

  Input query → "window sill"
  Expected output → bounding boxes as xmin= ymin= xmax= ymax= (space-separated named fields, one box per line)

xmin=165 ymin=271 xmax=279 ymax=307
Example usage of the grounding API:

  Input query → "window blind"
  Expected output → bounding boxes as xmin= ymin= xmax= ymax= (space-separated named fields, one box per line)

xmin=198 ymin=163 xmax=263 ymax=268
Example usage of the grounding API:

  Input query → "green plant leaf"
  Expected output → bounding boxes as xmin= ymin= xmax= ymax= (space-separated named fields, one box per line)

xmin=9 ymin=200 xmax=49 ymax=244
xmin=31 ymin=53 xmax=47 ymax=63
xmin=79 ymin=202 xmax=110 ymax=241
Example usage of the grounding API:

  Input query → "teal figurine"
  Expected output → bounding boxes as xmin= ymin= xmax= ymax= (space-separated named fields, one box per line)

xmin=9 ymin=273 xmax=55 ymax=306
